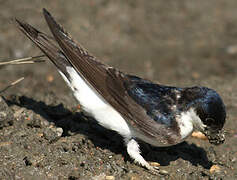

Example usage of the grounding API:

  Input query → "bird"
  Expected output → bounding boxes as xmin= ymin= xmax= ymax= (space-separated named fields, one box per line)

xmin=15 ymin=8 xmax=226 ymax=171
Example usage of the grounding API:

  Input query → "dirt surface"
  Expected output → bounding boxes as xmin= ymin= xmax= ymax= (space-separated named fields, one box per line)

xmin=0 ymin=0 xmax=237 ymax=179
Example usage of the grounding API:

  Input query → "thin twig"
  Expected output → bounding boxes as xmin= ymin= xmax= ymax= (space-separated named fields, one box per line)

xmin=0 ymin=55 xmax=45 ymax=66
xmin=0 ymin=77 xmax=25 ymax=93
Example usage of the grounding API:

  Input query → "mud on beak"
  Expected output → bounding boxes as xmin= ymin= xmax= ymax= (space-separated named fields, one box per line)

xmin=204 ymin=129 xmax=225 ymax=145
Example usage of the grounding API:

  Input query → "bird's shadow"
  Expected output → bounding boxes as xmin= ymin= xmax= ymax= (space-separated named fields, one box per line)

xmin=6 ymin=95 xmax=213 ymax=169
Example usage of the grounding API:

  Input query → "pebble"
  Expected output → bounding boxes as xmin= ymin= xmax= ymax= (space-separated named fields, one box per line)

xmin=13 ymin=108 xmax=25 ymax=118
xmin=46 ymin=75 xmax=54 ymax=82
xmin=150 ymin=162 xmax=160 ymax=167
xmin=55 ymin=127 xmax=63 ymax=137
xmin=209 ymin=165 xmax=221 ymax=174
xmin=159 ymin=169 xmax=169 ymax=175
xmin=231 ymin=157 xmax=236 ymax=162
xmin=191 ymin=131 xmax=208 ymax=140
xmin=27 ymin=114 xmax=43 ymax=128
xmin=105 ymin=176 xmax=115 ymax=180
xmin=226 ymin=45 xmax=237 ymax=54
xmin=43 ymin=127 xmax=63 ymax=142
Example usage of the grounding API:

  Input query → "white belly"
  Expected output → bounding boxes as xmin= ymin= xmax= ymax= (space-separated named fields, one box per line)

xmin=59 ymin=66 xmax=131 ymax=138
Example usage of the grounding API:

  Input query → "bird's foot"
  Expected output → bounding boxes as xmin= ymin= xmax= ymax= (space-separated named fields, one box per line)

xmin=126 ymin=138 xmax=168 ymax=175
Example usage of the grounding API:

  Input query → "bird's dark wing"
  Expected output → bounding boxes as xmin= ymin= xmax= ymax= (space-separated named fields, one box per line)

xmin=15 ymin=19 xmax=72 ymax=79
xmin=17 ymin=9 xmax=181 ymax=144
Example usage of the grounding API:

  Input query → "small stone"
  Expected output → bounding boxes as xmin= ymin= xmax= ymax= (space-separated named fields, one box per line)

xmin=210 ymin=165 xmax=221 ymax=174
xmin=192 ymin=72 xmax=200 ymax=79
xmin=27 ymin=115 xmax=42 ymax=128
xmin=55 ymin=127 xmax=63 ymax=137
xmin=43 ymin=127 xmax=63 ymax=142
xmin=13 ymin=108 xmax=25 ymax=118
xmin=105 ymin=176 xmax=115 ymax=180
xmin=226 ymin=45 xmax=237 ymax=54
xmin=191 ymin=131 xmax=208 ymax=140
xmin=46 ymin=75 xmax=54 ymax=82
xmin=38 ymin=133 xmax=44 ymax=137
xmin=150 ymin=162 xmax=160 ymax=167
xmin=159 ymin=169 xmax=169 ymax=175
xmin=231 ymin=157 xmax=237 ymax=162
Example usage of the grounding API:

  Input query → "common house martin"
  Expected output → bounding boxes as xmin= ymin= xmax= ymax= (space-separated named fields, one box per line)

xmin=15 ymin=9 xmax=226 ymax=171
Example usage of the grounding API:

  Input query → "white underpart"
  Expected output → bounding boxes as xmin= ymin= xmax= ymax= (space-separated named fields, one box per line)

xmin=177 ymin=108 xmax=206 ymax=139
xmin=59 ymin=67 xmax=132 ymax=138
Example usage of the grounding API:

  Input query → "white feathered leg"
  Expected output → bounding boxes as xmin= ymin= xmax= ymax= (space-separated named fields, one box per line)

xmin=126 ymin=138 xmax=153 ymax=170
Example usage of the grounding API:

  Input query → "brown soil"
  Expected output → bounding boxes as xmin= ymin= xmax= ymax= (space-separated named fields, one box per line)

xmin=0 ymin=0 xmax=237 ymax=179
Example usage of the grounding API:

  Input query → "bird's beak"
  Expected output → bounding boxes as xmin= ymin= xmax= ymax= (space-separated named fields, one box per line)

xmin=203 ymin=128 xmax=225 ymax=145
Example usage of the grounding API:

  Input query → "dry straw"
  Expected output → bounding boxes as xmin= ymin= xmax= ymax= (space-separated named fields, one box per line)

xmin=0 ymin=55 xmax=45 ymax=93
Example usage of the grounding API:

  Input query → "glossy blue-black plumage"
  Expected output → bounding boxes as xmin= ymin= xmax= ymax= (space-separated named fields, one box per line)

xmin=125 ymin=75 xmax=182 ymax=128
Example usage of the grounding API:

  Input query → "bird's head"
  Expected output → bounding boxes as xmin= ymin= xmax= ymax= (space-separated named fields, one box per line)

xmin=181 ymin=87 xmax=226 ymax=145
xmin=193 ymin=87 xmax=226 ymax=145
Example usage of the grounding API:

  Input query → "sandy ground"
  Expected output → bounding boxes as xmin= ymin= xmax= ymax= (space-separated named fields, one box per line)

xmin=0 ymin=0 xmax=237 ymax=179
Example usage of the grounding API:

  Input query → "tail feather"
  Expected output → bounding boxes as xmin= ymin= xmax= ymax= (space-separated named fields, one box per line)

xmin=15 ymin=19 xmax=72 ymax=79
xmin=42 ymin=8 xmax=115 ymax=100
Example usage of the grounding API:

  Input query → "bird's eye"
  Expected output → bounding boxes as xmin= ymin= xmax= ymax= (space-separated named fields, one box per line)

xmin=205 ymin=118 xmax=215 ymax=126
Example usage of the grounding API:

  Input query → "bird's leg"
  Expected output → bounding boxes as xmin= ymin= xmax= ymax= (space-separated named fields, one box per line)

xmin=126 ymin=138 xmax=156 ymax=170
